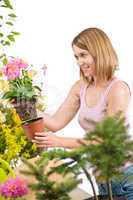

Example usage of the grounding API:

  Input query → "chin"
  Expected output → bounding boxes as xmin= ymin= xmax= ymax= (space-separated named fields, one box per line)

xmin=84 ymin=73 xmax=91 ymax=77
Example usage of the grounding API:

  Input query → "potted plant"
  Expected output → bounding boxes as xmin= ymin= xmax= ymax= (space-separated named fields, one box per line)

xmin=2 ymin=57 xmax=41 ymax=121
xmin=1 ymin=57 xmax=47 ymax=140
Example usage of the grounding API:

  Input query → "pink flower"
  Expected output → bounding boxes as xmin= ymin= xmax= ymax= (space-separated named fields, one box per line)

xmin=3 ymin=63 xmax=20 ymax=80
xmin=0 ymin=177 xmax=28 ymax=198
xmin=3 ymin=58 xmax=28 ymax=80
xmin=10 ymin=58 xmax=28 ymax=69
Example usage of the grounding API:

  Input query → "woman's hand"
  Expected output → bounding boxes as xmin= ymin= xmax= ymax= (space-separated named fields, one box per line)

xmin=32 ymin=131 xmax=63 ymax=148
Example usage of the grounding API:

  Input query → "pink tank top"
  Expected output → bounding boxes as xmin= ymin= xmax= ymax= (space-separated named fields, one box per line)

xmin=78 ymin=78 xmax=130 ymax=132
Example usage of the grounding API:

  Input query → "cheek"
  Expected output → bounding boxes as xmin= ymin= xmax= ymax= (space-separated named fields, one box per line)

xmin=88 ymin=57 xmax=95 ymax=65
xmin=90 ymin=68 xmax=95 ymax=75
xmin=88 ymin=64 xmax=95 ymax=76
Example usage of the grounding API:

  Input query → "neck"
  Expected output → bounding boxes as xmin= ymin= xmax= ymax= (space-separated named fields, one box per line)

xmin=92 ymin=77 xmax=114 ymax=87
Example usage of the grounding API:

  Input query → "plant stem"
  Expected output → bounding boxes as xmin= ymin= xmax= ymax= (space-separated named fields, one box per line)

xmin=82 ymin=166 xmax=98 ymax=200
xmin=107 ymin=179 xmax=113 ymax=200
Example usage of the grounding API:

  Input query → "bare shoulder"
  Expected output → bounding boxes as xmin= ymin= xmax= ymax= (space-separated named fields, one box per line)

xmin=70 ymin=79 xmax=85 ymax=98
xmin=108 ymin=80 xmax=131 ymax=98
xmin=107 ymin=80 xmax=131 ymax=115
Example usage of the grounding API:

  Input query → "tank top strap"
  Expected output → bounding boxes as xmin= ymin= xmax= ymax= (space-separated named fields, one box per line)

xmin=102 ymin=78 xmax=120 ymax=101
xmin=79 ymin=84 xmax=88 ymax=102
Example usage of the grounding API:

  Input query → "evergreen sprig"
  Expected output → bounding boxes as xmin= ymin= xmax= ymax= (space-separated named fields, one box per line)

xmin=20 ymin=157 xmax=80 ymax=200
xmin=84 ymin=115 xmax=133 ymax=181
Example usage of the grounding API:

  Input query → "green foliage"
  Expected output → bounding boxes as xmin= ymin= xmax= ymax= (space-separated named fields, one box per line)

xmin=0 ymin=0 xmax=20 ymax=66
xmin=0 ymin=158 xmax=15 ymax=183
xmin=1 ymin=0 xmax=13 ymax=9
xmin=0 ymin=102 xmax=37 ymax=165
xmin=20 ymin=156 xmax=80 ymax=200
xmin=38 ymin=114 xmax=133 ymax=200
xmin=3 ymin=70 xmax=41 ymax=101
xmin=84 ymin=115 xmax=133 ymax=182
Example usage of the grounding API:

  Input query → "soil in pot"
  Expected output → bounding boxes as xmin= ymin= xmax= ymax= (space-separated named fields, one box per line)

xmin=12 ymin=98 xmax=37 ymax=121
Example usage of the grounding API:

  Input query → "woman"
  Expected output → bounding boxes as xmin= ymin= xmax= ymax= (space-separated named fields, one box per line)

xmin=33 ymin=27 xmax=133 ymax=199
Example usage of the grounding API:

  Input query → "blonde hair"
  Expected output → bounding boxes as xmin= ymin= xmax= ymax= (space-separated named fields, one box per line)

xmin=72 ymin=27 xmax=118 ymax=84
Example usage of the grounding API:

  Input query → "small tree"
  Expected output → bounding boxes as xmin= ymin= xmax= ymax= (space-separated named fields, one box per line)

xmin=82 ymin=114 xmax=133 ymax=200
xmin=20 ymin=156 xmax=81 ymax=200
xmin=38 ymin=114 xmax=133 ymax=200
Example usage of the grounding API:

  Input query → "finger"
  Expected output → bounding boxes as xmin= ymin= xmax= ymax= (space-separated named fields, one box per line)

xmin=32 ymin=139 xmax=46 ymax=144
xmin=34 ymin=132 xmax=47 ymax=137
xmin=34 ymin=136 xmax=49 ymax=141
xmin=36 ymin=143 xmax=53 ymax=148
xmin=32 ymin=139 xmax=53 ymax=145
xmin=36 ymin=144 xmax=47 ymax=148
xmin=36 ymin=144 xmax=55 ymax=148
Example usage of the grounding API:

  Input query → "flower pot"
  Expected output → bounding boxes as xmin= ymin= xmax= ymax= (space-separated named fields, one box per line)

xmin=22 ymin=117 xmax=44 ymax=140
xmin=12 ymin=98 xmax=37 ymax=121
xmin=84 ymin=195 xmax=127 ymax=200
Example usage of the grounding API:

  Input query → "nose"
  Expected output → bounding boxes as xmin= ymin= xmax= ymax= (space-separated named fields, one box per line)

xmin=77 ymin=57 xmax=84 ymax=66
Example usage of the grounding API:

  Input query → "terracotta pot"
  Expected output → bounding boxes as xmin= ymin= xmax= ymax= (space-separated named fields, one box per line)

xmin=22 ymin=117 xmax=45 ymax=140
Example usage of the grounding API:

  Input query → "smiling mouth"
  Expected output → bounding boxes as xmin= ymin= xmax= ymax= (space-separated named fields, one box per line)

xmin=81 ymin=65 xmax=90 ymax=69
xmin=82 ymin=66 xmax=90 ymax=71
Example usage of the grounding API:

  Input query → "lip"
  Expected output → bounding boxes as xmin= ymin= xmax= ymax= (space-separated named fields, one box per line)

xmin=82 ymin=68 xmax=90 ymax=72
xmin=81 ymin=65 xmax=90 ymax=69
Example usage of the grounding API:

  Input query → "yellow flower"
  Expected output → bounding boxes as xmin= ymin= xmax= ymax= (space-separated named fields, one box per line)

xmin=0 ymin=80 xmax=9 ymax=92
xmin=0 ymin=111 xmax=5 ymax=123
xmin=12 ymin=109 xmax=22 ymax=125
xmin=27 ymin=69 xmax=37 ymax=78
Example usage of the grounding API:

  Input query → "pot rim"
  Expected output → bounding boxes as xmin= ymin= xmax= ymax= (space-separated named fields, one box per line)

xmin=22 ymin=117 xmax=43 ymax=125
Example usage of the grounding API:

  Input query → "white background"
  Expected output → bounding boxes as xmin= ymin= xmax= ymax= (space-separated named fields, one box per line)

xmin=5 ymin=0 xmax=133 ymax=195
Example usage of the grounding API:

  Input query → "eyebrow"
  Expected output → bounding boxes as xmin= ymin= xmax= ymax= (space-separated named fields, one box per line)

xmin=74 ymin=52 xmax=88 ymax=57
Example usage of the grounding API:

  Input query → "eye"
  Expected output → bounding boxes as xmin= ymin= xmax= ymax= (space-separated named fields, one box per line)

xmin=80 ymin=53 xmax=87 ymax=57
xmin=74 ymin=55 xmax=78 ymax=60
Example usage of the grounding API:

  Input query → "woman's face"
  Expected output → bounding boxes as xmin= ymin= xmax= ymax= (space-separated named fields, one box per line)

xmin=73 ymin=45 xmax=95 ymax=78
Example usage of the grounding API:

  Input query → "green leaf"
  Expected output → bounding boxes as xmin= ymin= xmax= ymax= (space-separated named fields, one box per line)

xmin=8 ymin=13 xmax=17 ymax=18
xmin=3 ymin=40 xmax=11 ymax=46
xmin=6 ymin=21 xmax=13 ymax=26
xmin=0 ymin=33 xmax=3 ymax=37
xmin=7 ymin=34 xmax=15 ymax=42
xmin=0 ymin=16 xmax=3 ymax=20
xmin=3 ymin=0 xmax=13 ymax=9
xmin=2 ymin=57 xmax=8 ymax=65
xmin=11 ymin=31 xmax=20 ymax=35
xmin=34 ymin=85 xmax=41 ymax=91
xmin=0 ymin=54 xmax=5 ymax=59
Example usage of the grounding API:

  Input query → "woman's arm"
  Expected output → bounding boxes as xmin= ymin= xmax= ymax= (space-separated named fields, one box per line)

xmin=42 ymin=80 xmax=83 ymax=132
xmin=33 ymin=132 xmax=82 ymax=149
xmin=33 ymin=132 xmax=100 ymax=149
xmin=33 ymin=80 xmax=85 ymax=149
xmin=107 ymin=80 xmax=131 ymax=116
